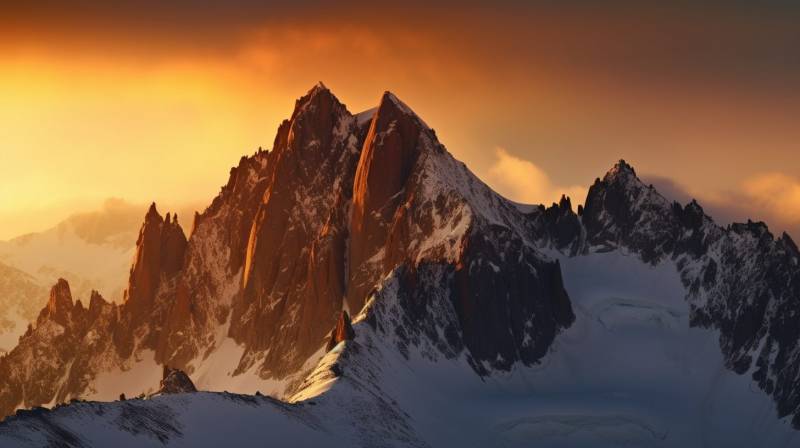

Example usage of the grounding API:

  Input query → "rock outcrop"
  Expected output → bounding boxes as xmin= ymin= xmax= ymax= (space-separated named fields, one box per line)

xmin=126 ymin=203 xmax=187 ymax=322
xmin=0 ymin=281 xmax=116 ymax=415
xmin=155 ymin=366 xmax=197 ymax=395
xmin=326 ymin=311 xmax=355 ymax=352
xmin=41 ymin=279 xmax=76 ymax=327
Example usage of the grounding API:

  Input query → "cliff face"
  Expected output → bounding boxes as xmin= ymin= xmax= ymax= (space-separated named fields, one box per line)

xmin=230 ymin=84 xmax=364 ymax=378
xmin=126 ymin=205 xmax=187 ymax=316
xmin=115 ymin=205 xmax=188 ymax=357
xmin=348 ymin=93 xmax=424 ymax=312
xmin=154 ymin=149 xmax=272 ymax=369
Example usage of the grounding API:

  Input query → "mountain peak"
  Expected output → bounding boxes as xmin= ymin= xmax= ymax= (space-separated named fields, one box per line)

xmin=377 ymin=91 xmax=428 ymax=129
xmin=145 ymin=202 xmax=162 ymax=223
xmin=88 ymin=290 xmax=108 ymax=316
xmin=605 ymin=159 xmax=637 ymax=181
xmin=292 ymin=82 xmax=340 ymax=120
xmin=126 ymin=202 xmax=188 ymax=320
xmin=42 ymin=278 xmax=74 ymax=326
xmin=311 ymin=81 xmax=328 ymax=93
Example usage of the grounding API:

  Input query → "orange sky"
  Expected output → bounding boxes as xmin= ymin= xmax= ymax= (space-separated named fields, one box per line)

xmin=2 ymin=1 xmax=800 ymax=239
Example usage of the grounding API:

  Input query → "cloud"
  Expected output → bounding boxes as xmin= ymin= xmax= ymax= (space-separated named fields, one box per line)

xmin=484 ymin=148 xmax=586 ymax=207
xmin=742 ymin=173 xmax=800 ymax=224
xmin=643 ymin=173 xmax=800 ymax=240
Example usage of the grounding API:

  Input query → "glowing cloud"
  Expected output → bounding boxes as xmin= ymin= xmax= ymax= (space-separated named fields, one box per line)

xmin=646 ymin=172 xmax=800 ymax=240
xmin=484 ymin=148 xmax=586 ymax=207
xmin=742 ymin=173 xmax=800 ymax=224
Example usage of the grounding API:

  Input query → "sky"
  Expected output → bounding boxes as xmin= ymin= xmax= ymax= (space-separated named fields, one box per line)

xmin=2 ymin=1 xmax=800 ymax=240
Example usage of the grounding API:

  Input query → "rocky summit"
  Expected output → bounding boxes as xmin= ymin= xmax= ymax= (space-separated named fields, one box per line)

xmin=1 ymin=85 xmax=799 ymax=447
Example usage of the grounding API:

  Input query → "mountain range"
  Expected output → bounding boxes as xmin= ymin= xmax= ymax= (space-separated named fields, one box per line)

xmin=0 ymin=199 xmax=141 ymax=354
xmin=1 ymin=84 xmax=799 ymax=447
xmin=0 ymin=199 xmax=201 ymax=354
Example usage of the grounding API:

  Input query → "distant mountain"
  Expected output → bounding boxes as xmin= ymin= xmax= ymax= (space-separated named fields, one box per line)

xmin=0 ymin=261 xmax=45 ymax=353
xmin=1 ymin=84 xmax=799 ymax=447
xmin=0 ymin=199 xmax=144 ymax=304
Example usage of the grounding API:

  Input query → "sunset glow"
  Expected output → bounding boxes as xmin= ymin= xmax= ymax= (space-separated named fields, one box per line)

xmin=2 ymin=1 xmax=800 ymax=239
xmin=3 ymin=3 xmax=800 ymax=445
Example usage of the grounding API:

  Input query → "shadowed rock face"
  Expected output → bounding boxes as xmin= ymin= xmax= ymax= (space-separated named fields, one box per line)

xmin=536 ymin=195 xmax=584 ymax=254
xmin=453 ymin=231 xmax=574 ymax=372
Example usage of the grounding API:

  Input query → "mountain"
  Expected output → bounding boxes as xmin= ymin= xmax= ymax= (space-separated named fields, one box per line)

xmin=0 ymin=198 xmax=142 ymax=305
xmin=1 ymin=84 xmax=799 ymax=447
xmin=0 ymin=199 xmax=201 ymax=353
xmin=0 ymin=261 xmax=46 ymax=353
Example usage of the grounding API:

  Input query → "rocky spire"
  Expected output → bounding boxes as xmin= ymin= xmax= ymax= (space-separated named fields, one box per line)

xmin=41 ymin=278 xmax=74 ymax=326
xmin=558 ymin=194 xmax=572 ymax=212
xmin=145 ymin=202 xmax=160 ymax=222
xmin=88 ymin=290 xmax=108 ymax=318
xmin=326 ymin=311 xmax=355 ymax=352
xmin=126 ymin=203 xmax=187 ymax=320
xmin=232 ymin=83 xmax=359 ymax=379
xmin=607 ymin=159 xmax=636 ymax=179
xmin=348 ymin=91 xmax=426 ymax=312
